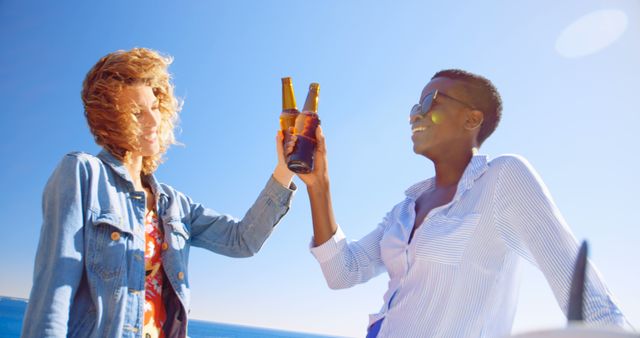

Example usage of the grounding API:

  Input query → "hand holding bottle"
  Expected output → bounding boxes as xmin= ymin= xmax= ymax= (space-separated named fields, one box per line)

xmin=279 ymin=77 xmax=335 ymax=245
xmin=285 ymin=126 xmax=329 ymax=189
xmin=288 ymin=125 xmax=336 ymax=246
xmin=272 ymin=130 xmax=295 ymax=188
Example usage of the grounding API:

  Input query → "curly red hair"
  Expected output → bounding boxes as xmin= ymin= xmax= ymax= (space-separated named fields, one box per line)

xmin=82 ymin=48 xmax=181 ymax=174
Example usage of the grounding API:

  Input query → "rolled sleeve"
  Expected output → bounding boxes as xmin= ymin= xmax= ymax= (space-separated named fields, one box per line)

xmin=309 ymin=223 xmax=386 ymax=289
xmin=265 ymin=175 xmax=296 ymax=208
xmin=309 ymin=226 xmax=346 ymax=263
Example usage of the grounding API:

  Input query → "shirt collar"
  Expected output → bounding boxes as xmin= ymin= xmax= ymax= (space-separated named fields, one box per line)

xmin=405 ymin=154 xmax=489 ymax=200
xmin=456 ymin=154 xmax=488 ymax=194
xmin=143 ymin=173 xmax=168 ymax=199
xmin=97 ymin=149 xmax=167 ymax=199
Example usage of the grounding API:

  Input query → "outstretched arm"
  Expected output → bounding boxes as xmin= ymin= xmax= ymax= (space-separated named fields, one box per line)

xmin=287 ymin=126 xmax=338 ymax=246
xmin=187 ymin=131 xmax=296 ymax=257
xmin=289 ymin=127 xmax=386 ymax=288
xmin=494 ymin=155 xmax=631 ymax=329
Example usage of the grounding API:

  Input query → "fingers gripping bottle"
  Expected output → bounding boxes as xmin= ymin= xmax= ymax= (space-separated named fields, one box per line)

xmin=287 ymin=83 xmax=320 ymax=174
xmin=280 ymin=77 xmax=299 ymax=150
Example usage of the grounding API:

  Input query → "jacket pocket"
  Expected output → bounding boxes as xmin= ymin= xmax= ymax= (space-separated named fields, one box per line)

xmin=413 ymin=213 xmax=480 ymax=265
xmin=166 ymin=219 xmax=190 ymax=249
xmin=88 ymin=211 xmax=134 ymax=280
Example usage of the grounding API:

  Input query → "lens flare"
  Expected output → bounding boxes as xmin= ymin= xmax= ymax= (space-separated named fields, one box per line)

xmin=556 ymin=9 xmax=628 ymax=58
xmin=431 ymin=111 xmax=444 ymax=125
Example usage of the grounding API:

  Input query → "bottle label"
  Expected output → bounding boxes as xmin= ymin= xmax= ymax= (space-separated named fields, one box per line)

xmin=293 ymin=113 xmax=320 ymax=143
xmin=287 ymin=113 xmax=320 ymax=174
xmin=280 ymin=112 xmax=297 ymax=151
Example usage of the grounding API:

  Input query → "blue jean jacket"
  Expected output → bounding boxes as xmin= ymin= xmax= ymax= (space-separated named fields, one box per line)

xmin=21 ymin=150 xmax=295 ymax=337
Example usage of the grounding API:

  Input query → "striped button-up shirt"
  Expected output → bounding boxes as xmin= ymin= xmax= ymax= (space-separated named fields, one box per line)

xmin=311 ymin=154 xmax=630 ymax=337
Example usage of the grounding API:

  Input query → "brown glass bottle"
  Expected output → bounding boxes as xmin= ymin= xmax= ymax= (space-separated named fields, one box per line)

xmin=287 ymin=83 xmax=320 ymax=173
xmin=280 ymin=77 xmax=299 ymax=150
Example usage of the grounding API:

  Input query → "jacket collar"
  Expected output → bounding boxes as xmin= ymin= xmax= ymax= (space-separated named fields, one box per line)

xmin=405 ymin=154 xmax=489 ymax=201
xmin=97 ymin=150 xmax=167 ymax=199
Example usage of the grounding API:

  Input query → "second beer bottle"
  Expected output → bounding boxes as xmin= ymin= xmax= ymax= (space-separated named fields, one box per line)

xmin=280 ymin=77 xmax=299 ymax=149
xmin=287 ymin=83 xmax=320 ymax=174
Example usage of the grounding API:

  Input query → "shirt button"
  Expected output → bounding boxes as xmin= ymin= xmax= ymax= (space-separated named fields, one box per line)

xmin=110 ymin=232 xmax=120 ymax=241
xmin=161 ymin=242 xmax=169 ymax=251
xmin=178 ymin=271 xmax=184 ymax=280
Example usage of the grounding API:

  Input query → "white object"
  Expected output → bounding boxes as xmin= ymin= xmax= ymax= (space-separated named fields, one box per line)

xmin=512 ymin=326 xmax=638 ymax=338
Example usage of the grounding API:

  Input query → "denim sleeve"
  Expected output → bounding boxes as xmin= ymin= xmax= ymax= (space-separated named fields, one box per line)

xmin=494 ymin=155 xmax=632 ymax=329
xmin=188 ymin=175 xmax=295 ymax=257
xmin=21 ymin=154 xmax=87 ymax=337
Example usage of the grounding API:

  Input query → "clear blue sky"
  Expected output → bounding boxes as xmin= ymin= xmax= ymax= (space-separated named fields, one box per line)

xmin=1 ymin=1 xmax=638 ymax=337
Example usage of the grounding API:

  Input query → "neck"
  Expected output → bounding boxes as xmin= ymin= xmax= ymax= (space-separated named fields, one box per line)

xmin=431 ymin=148 xmax=475 ymax=188
xmin=124 ymin=153 xmax=144 ymax=191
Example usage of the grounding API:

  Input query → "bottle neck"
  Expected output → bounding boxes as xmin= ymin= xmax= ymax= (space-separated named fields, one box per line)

xmin=282 ymin=79 xmax=297 ymax=110
xmin=302 ymin=83 xmax=319 ymax=113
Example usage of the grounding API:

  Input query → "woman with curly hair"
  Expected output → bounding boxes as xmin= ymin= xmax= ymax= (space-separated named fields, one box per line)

xmin=21 ymin=48 xmax=296 ymax=338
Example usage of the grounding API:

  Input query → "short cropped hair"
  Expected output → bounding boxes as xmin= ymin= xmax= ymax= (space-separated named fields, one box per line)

xmin=432 ymin=69 xmax=502 ymax=146
xmin=81 ymin=47 xmax=181 ymax=174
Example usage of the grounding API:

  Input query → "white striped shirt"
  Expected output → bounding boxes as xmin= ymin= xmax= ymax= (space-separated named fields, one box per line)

xmin=310 ymin=154 xmax=630 ymax=337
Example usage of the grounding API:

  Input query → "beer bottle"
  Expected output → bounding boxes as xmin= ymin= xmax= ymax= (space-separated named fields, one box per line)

xmin=280 ymin=77 xmax=299 ymax=151
xmin=287 ymin=82 xmax=320 ymax=174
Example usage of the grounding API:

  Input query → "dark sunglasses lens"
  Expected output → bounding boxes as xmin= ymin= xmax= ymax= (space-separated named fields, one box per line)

xmin=419 ymin=92 xmax=435 ymax=116
xmin=410 ymin=104 xmax=421 ymax=118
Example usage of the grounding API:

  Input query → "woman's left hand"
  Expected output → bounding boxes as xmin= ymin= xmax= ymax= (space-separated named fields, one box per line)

xmin=272 ymin=130 xmax=295 ymax=188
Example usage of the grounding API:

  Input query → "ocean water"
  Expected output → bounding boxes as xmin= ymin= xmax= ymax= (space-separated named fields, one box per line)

xmin=0 ymin=297 xmax=342 ymax=338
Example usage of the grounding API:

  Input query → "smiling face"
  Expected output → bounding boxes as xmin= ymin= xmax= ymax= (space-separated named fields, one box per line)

xmin=118 ymin=84 xmax=162 ymax=158
xmin=410 ymin=77 xmax=482 ymax=160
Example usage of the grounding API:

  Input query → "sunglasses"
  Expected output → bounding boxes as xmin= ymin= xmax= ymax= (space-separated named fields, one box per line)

xmin=410 ymin=89 xmax=476 ymax=120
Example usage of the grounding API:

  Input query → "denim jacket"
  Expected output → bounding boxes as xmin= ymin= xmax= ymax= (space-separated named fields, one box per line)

xmin=21 ymin=150 xmax=295 ymax=338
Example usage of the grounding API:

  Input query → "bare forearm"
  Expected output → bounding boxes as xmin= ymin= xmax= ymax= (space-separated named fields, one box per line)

xmin=272 ymin=164 xmax=294 ymax=188
xmin=307 ymin=180 xmax=338 ymax=246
